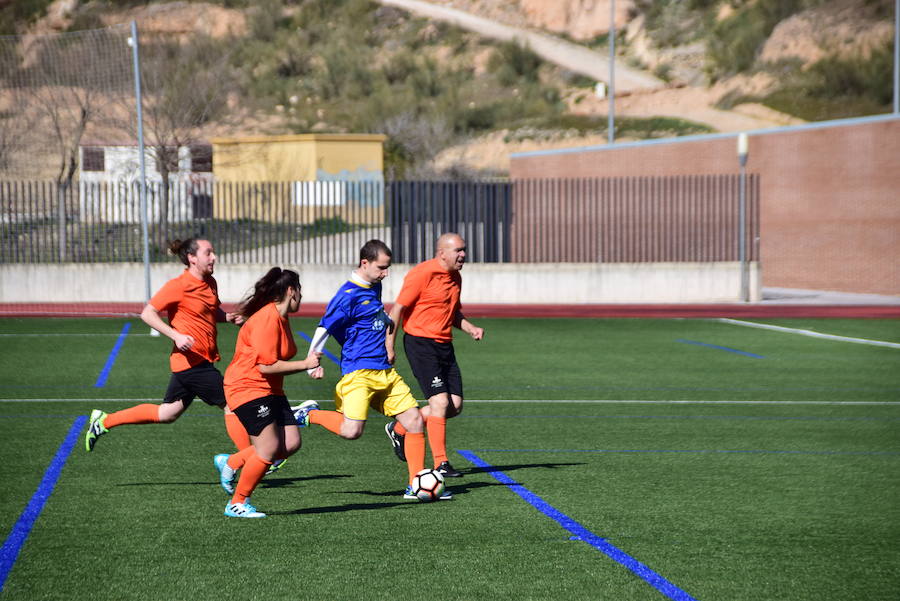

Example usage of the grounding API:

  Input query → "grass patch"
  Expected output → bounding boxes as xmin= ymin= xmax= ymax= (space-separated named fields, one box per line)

xmin=0 ymin=316 xmax=898 ymax=599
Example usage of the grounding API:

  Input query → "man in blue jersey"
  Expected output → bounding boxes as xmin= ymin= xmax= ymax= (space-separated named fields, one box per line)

xmin=292 ymin=240 xmax=448 ymax=499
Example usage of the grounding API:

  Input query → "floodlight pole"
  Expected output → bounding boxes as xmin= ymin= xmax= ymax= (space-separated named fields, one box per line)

xmin=894 ymin=0 xmax=899 ymax=113
xmin=737 ymin=133 xmax=749 ymax=303
xmin=129 ymin=21 xmax=151 ymax=306
xmin=608 ymin=0 xmax=615 ymax=144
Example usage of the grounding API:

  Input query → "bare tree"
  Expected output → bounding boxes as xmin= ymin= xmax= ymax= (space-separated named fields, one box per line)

xmin=13 ymin=27 xmax=131 ymax=259
xmin=109 ymin=33 xmax=237 ymax=248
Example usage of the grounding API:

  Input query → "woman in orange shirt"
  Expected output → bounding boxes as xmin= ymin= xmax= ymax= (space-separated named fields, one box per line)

xmin=216 ymin=267 xmax=321 ymax=519
xmin=84 ymin=238 xmax=250 ymax=455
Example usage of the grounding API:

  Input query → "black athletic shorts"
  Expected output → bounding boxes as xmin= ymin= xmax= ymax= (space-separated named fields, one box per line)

xmin=232 ymin=395 xmax=294 ymax=437
xmin=403 ymin=334 xmax=463 ymax=400
xmin=163 ymin=361 xmax=226 ymax=407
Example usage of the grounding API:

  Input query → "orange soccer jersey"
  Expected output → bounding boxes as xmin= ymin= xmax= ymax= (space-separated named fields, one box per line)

xmin=223 ymin=302 xmax=297 ymax=410
xmin=395 ymin=258 xmax=462 ymax=343
xmin=149 ymin=269 xmax=222 ymax=372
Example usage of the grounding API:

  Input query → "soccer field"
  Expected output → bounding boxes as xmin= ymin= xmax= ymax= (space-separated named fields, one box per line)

xmin=0 ymin=316 xmax=898 ymax=600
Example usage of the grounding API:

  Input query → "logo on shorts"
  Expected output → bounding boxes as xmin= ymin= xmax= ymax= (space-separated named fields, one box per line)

xmin=257 ymin=404 xmax=270 ymax=418
xmin=431 ymin=376 xmax=443 ymax=389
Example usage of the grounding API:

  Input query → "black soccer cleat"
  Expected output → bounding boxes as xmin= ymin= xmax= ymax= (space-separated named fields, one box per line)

xmin=436 ymin=461 xmax=462 ymax=478
xmin=385 ymin=421 xmax=406 ymax=462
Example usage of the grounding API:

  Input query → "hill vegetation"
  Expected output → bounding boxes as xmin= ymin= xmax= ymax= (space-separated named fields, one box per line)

xmin=1 ymin=0 xmax=895 ymax=177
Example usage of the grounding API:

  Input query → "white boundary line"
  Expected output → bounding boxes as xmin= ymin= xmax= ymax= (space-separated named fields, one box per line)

xmin=0 ymin=333 xmax=155 ymax=338
xmin=0 ymin=398 xmax=897 ymax=405
xmin=717 ymin=318 xmax=900 ymax=349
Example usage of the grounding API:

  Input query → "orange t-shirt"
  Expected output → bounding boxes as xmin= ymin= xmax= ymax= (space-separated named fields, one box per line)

xmin=149 ymin=269 xmax=221 ymax=372
xmin=223 ymin=302 xmax=297 ymax=409
xmin=395 ymin=258 xmax=462 ymax=343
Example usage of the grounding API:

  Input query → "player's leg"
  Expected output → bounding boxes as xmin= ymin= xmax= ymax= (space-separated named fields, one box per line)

xmin=299 ymin=370 xmax=371 ymax=439
xmin=378 ymin=368 xmax=440 ymax=496
xmin=432 ymin=360 xmax=464 ymax=478
xmin=84 ymin=372 xmax=189 ymax=451
xmin=224 ymin=396 xmax=286 ymax=518
xmin=189 ymin=361 xmax=252 ymax=451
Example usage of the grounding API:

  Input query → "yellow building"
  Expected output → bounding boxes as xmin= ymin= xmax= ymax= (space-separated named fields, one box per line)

xmin=209 ymin=133 xmax=387 ymax=224
xmin=210 ymin=133 xmax=386 ymax=182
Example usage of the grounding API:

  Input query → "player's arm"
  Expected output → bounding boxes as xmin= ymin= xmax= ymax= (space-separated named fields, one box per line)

xmin=215 ymin=307 xmax=244 ymax=325
xmin=304 ymin=326 xmax=330 ymax=379
xmin=454 ymin=311 xmax=484 ymax=341
xmin=140 ymin=303 xmax=195 ymax=351
xmin=385 ymin=302 xmax=406 ymax=364
xmin=257 ymin=349 xmax=322 ymax=376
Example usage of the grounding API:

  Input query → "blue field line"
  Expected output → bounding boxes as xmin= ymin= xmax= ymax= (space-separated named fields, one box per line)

xmin=0 ymin=416 xmax=85 ymax=592
xmin=458 ymin=450 xmax=699 ymax=601
xmin=94 ymin=322 xmax=132 ymax=388
xmin=295 ymin=331 xmax=340 ymax=365
xmin=467 ymin=448 xmax=900 ymax=457
xmin=676 ymin=338 xmax=763 ymax=358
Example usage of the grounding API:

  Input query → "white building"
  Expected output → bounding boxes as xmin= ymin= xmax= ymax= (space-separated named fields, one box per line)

xmin=78 ymin=143 xmax=213 ymax=224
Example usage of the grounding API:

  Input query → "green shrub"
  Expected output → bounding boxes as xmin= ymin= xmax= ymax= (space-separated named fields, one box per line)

xmin=807 ymin=41 xmax=894 ymax=105
xmin=487 ymin=40 xmax=542 ymax=85
xmin=706 ymin=0 xmax=829 ymax=79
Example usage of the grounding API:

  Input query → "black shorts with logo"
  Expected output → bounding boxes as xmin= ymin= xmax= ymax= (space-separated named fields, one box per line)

xmin=403 ymin=334 xmax=463 ymax=400
xmin=163 ymin=361 xmax=226 ymax=407
xmin=232 ymin=395 xmax=294 ymax=437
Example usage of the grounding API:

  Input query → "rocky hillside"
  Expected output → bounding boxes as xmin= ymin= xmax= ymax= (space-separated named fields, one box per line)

xmin=3 ymin=0 xmax=895 ymax=177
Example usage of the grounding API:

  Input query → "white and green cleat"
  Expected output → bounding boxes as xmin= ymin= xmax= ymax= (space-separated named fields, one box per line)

xmin=84 ymin=409 xmax=108 ymax=452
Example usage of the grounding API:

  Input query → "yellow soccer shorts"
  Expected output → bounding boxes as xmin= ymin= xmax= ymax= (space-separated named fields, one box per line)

xmin=334 ymin=368 xmax=418 ymax=421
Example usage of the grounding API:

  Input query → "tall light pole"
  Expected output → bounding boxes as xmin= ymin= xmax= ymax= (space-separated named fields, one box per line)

xmin=608 ymin=0 xmax=615 ymax=144
xmin=738 ymin=133 xmax=749 ymax=303
xmin=894 ymin=0 xmax=899 ymax=113
xmin=129 ymin=21 xmax=152 ymax=309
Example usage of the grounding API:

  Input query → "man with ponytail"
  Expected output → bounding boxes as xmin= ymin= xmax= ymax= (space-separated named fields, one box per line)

xmin=291 ymin=240 xmax=447 ymax=500
xmin=84 ymin=238 xmax=252 ymax=458
xmin=215 ymin=267 xmax=321 ymax=518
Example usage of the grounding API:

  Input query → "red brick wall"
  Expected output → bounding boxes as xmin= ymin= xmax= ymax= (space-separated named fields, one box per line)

xmin=509 ymin=116 xmax=900 ymax=295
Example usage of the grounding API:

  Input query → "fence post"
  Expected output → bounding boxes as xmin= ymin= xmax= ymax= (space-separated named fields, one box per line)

xmin=56 ymin=182 xmax=67 ymax=262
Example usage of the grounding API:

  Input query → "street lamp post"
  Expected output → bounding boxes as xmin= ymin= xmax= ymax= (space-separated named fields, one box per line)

xmin=608 ymin=0 xmax=615 ymax=144
xmin=738 ymin=133 xmax=749 ymax=303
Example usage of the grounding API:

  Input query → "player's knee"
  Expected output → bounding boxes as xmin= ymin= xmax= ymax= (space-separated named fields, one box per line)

xmin=428 ymin=395 xmax=450 ymax=409
xmin=406 ymin=411 xmax=425 ymax=432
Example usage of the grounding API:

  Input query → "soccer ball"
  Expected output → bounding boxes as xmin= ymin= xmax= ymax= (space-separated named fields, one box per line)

xmin=411 ymin=468 xmax=445 ymax=502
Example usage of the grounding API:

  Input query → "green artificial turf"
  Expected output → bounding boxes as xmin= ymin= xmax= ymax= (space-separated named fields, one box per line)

xmin=0 ymin=317 xmax=897 ymax=600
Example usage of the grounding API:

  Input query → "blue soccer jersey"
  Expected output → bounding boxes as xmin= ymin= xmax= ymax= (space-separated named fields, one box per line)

xmin=320 ymin=275 xmax=394 ymax=375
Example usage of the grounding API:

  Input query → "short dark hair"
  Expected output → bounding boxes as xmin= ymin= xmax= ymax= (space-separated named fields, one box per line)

xmin=359 ymin=239 xmax=392 ymax=265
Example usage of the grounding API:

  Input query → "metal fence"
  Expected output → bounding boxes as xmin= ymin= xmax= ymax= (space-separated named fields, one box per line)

xmin=1 ymin=176 xmax=758 ymax=265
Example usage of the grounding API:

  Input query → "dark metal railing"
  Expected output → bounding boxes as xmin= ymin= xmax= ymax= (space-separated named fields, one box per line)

xmin=1 ymin=175 xmax=759 ymax=265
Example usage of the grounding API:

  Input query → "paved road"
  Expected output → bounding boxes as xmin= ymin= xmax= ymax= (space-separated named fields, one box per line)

xmin=378 ymin=0 xmax=664 ymax=93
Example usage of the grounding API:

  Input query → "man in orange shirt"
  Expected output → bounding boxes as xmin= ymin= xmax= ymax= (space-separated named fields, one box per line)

xmin=384 ymin=232 xmax=484 ymax=478
xmin=84 ymin=238 xmax=250 ymax=456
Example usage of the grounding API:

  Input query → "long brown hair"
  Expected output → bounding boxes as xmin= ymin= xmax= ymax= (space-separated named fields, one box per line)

xmin=237 ymin=267 xmax=300 ymax=319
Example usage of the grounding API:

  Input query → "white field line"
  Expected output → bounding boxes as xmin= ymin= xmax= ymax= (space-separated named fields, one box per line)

xmin=717 ymin=318 xmax=900 ymax=349
xmin=0 ymin=398 xmax=897 ymax=405
xmin=0 ymin=333 xmax=155 ymax=337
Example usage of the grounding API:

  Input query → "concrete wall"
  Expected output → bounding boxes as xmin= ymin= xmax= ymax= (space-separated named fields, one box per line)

xmin=0 ymin=261 xmax=759 ymax=305
xmin=509 ymin=115 xmax=900 ymax=295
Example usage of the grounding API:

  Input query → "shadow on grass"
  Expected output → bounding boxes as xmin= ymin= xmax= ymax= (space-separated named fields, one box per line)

xmin=462 ymin=461 xmax=586 ymax=477
xmin=271 ymin=461 xmax=585 ymax=515
xmin=115 ymin=473 xmax=354 ymax=487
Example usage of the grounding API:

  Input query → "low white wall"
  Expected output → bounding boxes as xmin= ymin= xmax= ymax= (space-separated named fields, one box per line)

xmin=0 ymin=262 xmax=760 ymax=304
